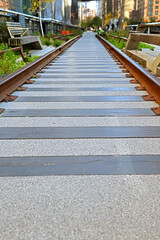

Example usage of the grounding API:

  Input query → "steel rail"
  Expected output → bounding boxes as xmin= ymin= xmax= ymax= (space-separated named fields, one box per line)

xmin=0 ymin=35 xmax=82 ymax=104
xmin=110 ymin=35 xmax=127 ymax=42
xmin=0 ymin=46 xmax=25 ymax=61
xmin=97 ymin=34 xmax=160 ymax=113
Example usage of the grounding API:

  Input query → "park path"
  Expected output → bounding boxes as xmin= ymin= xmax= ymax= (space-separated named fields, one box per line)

xmin=0 ymin=32 xmax=160 ymax=239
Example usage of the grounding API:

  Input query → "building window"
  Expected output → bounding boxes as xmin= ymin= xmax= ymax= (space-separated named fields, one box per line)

xmin=155 ymin=11 xmax=158 ymax=15
xmin=155 ymin=1 xmax=159 ymax=4
xmin=155 ymin=5 xmax=159 ymax=9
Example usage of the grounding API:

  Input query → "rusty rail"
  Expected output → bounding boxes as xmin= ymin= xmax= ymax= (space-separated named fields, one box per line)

xmin=0 ymin=35 xmax=82 ymax=104
xmin=110 ymin=35 xmax=127 ymax=42
xmin=52 ymin=36 xmax=60 ymax=40
xmin=97 ymin=34 xmax=160 ymax=114
xmin=0 ymin=46 xmax=25 ymax=61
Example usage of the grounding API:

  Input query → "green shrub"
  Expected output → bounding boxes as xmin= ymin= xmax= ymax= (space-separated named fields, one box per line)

xmin=53 ymin=39 xmax=65 ymax=47
xmin=67 ymin=36 xmax=74 ymax=40
xmin=40 ymin=36 xmax=50 ymax=46
xmin=68 ymin=28 xmax=83 ymax=35
xmin=0 ymin=50 xmax=26 ymax=75
xmin=43 ymin=37 xmax=52 ymax=46
xmin=40 ymin=36 xmax=66 ymax=47
xmin=109 ymin=29 xmax=129 ymax=38
xmin=0 ymin=43 xmax=8 ymax=51
xmin=32 ymin=31 xmax=40 ymax=36
xmin=0 ymin=22 xmax=9 ymax=43
xmin=105 ymin=34 xmax=126 ymax=50
xmin=138 ymin=42 xmax=155 ymax=51
xmin=40 ymin=36 xmax=55 ymax=46
xmin=0 ymin=50 xmax=39 ymax=76
xmin=25 ymin=55 xmax=40 ymax=62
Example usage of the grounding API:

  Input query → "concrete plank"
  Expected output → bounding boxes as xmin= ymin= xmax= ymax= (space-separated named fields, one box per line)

xmin=1 ymin=126 xmax=160 ymax=139
xmin=0 ymin=155 xmax=160 ymax=176
xmin=2 ymin=108 xmax=155 ymax=117
xmin=0 ymin=116 xmax=160 ymax=127
xmin=14 ymin=96 xmax=144 ymax=102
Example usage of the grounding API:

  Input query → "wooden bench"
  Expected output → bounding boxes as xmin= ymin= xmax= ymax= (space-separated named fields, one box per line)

xmin=6 ymin=22 xmax=42 ymax=50
xmin=124 ymin=33 xmax=160 ymax=76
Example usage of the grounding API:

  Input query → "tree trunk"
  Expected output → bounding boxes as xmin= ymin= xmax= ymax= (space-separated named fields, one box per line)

xmin=39 ymin=6 xmax=44 ymax=37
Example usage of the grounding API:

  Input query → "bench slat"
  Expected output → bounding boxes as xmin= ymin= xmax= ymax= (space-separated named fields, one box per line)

xmin=7 ymin=22 xmax=29 ymax=38
xmin=7 ymin=23 xmax=21 ymax=27
xmin=9 ymin=30 xmax=24 ymax=34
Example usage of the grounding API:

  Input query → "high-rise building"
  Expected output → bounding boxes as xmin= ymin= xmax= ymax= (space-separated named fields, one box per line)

xmin=112 ymin=0 xmax=118 ymax=17
xmin=51 ymin=0 xmax=64 ymax=21
xmin=138 ymin=0 xmax=148 ymax=20
xmin=0 ymin=0 xmax=28 ymax=27
xmin=137 ymin=0 xmax=160 ymax=21
xmin=0 ymin=0 xmax=23 ymax=12
xmin=151 ymin=0 xmax=160 ymax=20
xmin=101 ymin=0 xmax=107 ymax=27
xmin=0 ymin=0 xmax=78 ymax=37
xmin=123 ymin=0 xmax=135 ymax=18
xmin=71 ymin=0 xmax=78 ymax=24
xmin=96 ymin=0 xmax=102 ymax=17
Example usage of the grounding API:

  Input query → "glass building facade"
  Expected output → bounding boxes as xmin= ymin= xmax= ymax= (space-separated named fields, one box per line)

xmin=0 ymin=0 xmax=22 ymax=12
xmin=0 ymin=0 xmax=79 ymax=38
xmin=71 ymin=0 xmax=78 ymax=24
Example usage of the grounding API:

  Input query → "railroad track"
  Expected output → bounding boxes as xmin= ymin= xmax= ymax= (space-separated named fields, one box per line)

xmin=0 ymin=35 xmax=82 ymax=107
xmin=0 ymin=32 xmax=160 ymax=239
xmin=0 ymin=32 xmax=160 ymax=173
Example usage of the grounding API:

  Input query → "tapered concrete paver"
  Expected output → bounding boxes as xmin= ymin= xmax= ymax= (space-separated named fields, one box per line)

xmin=0 ymin=116 xmax=160 ymax=127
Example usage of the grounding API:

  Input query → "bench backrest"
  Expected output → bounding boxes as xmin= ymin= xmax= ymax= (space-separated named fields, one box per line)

xmin=125 ymin=33 xmax=160 ymax=51
xmin=6 ymin=22 xmax=27 ymax=38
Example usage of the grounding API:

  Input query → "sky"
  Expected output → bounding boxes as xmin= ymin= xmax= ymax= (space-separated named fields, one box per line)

xmin=87 ymin=1 xmax=97 ymax=9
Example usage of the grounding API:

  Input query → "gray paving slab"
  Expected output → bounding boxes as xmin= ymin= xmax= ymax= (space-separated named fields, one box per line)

xmin=25 ymin=87 xmax=136 ymax=91
xmin=1 ymin=108 xmax=155 ymax=117
xmin=14 ymin=96 xmax=145 ymax=102
xmin=1 ymin=126 xmax=160 ymax=139
xmin=50 ymin=62 xmax=117 ymax=65
xmin=46 ymin=65 xmax=120 ymax=69
xmin=32 ymin=77 xmax=130 ymax=81
xmin=26 ymin=83 xmax=137 ymax=87
xmin=0 ymin=175 xmax=159 ymax=239
xmin=29 ymin=45 xmax=55 ymax=56
xmin=53 ymin=60 xmax=116 ymax=63
xmin=0 ymin=116 xmax=160 ymax=127
xmin=39 ymin=73 xmax=127 ymax=78
xmin=42 ymin=69 xmax=123 ymax=73
xmin=0 ymin=155 xmax=160 ymax=176
xmin=15 ymin=91 xmax=147 ymax=97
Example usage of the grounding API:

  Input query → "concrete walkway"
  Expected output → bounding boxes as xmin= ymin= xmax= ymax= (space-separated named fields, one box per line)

xmin=0 ymin=32 xmax=160 ymax=239
xmin=29 ymin=45 xmax=55 ymax=56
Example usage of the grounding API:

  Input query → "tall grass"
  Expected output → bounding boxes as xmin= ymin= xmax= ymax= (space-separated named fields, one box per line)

xmin=53 ymin=39 xmax=65 ymax=47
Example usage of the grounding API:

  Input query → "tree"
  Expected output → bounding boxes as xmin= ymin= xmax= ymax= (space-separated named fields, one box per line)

xmin=150 ymin=17 xmax=156 ymax=23
xmin=85 ymin=16 xmax=92 ymax=28
xmin=105 ymin=12 xmax=113 ymax=26
xmin=81 ymin=20 xmax=87 ymax=29
xmin=28 ymin=0 xmax=55 ymax=36
xmin=127 ymin=18 xmax=139 ymax=25
xmin=116 ymin=0 xmax=133 ymax=29
xmin=92 ymin=16 xmax=102 ymax=30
